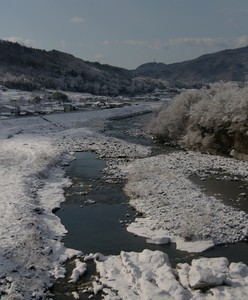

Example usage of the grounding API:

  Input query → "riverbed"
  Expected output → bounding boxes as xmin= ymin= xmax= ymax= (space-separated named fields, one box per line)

xmin=1 ymin=101 xmax=246 ymax=299
xmin=53 ymin=112 xmax=248 ymax=299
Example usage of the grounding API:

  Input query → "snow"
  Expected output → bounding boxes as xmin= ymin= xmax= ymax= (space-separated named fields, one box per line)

xmin=146 ymin=236 xmax=170 ymax=245
xmin=84 ymin=198 xmax=96 ymax=205
xmin=174 ymin=237 xmax=215 ymax=253
xmin=229 ymin=262 xmax=248 ymax=279
xmin=0 ymin=101 xmax=155 ymax=298
xmin=96 ymin=250 xmax=248 ymax=300
xmin=71 ymin=291 xmax=80 ymax=299
xmin=0 ymin=135 xmax=81 ymax=299
xmin=121 ymin=152 xmax=248 ymax=252
xmin=126 ymin=217 xmax=214 ymax=252
xmin=69 ymin=259 xmax=87 ymax=283
xmin=187 ymin=257 xmax=229 ymax=289
xmin=176 ymin=257 xmax=248 ymax=299
xmin=96 ymin=249 xmax=191 ymax=300
xmin=0 ymin=94 xmax=248 ymax=299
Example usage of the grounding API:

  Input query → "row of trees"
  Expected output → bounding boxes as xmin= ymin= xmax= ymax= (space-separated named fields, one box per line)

xmin=0 ymin=72 xmax=164 ymax=96
xmin=150 ymin=82 xmax=248 ymax=155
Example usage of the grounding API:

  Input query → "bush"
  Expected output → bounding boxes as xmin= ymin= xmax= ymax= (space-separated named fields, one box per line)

xmin=52 ymin=91 xmax=69 ymax=102
xmin=150 ymin=82 xmax=248 ymax=155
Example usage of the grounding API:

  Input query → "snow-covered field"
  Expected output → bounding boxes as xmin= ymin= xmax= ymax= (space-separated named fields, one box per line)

xmin=0 ymin=102 xmax=248 ymax=299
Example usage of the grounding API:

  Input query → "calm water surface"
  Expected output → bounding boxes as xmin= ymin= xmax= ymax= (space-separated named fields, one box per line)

xmin=190 ymin=174 xmax=248 ymax=213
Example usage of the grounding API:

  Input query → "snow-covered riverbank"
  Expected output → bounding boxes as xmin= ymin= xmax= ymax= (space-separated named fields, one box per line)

xmin=95 ymin=249 xmax=248 ymax=299
xmin=0 ymin=104 xmax=153 ymax=299
xmin=122 ymin=151 xmax=248 ymax=251
xmin=0 ymin=102 xmax=248 ymax=299
xmin=0 ymin=134 xmax=82 ymax=299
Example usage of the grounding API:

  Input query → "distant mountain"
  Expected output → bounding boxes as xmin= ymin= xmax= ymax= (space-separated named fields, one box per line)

xmin=0 ymin=40 xmax=161 ymax=95
xmin=1 ymin=40 xmax=248 ymax=94
xmin=134 ymin=46 xmax=248 ymax=86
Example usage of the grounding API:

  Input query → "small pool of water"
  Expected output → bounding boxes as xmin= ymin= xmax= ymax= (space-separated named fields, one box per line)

xmin=189 ymin=174 xmax=248 ymax=213
xmin=67 ymin=151 xmax=106 ymax=181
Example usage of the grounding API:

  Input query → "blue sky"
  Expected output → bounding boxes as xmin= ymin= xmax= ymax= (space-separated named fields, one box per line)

xmin=1 ymin=0 xmax=248 ymax=69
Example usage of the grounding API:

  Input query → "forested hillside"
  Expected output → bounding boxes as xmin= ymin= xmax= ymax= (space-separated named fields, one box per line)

xmin=2 ymin=40 xmax=248 ymax=94
xmin=0 ymin=40 xmax=164 ymax=95
xmin=135 ymin=46 xmax=248 ymax=86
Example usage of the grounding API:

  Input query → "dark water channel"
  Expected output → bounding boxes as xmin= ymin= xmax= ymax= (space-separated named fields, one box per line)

xmin=57 ymin=151 xmax=196 ymax=260
xmin=53 ymin=113 xmax=248 ymax=298
xmin=190 ymin=174 xmax=248 ymax=213
xmin=53 ymin=151 xmax=196 ymax=299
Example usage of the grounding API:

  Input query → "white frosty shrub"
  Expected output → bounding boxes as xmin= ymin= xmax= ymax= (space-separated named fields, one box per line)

xmin=150 ymin=82 xmax=248 ymax=155
xmin=150 ymin=89 xmax=205 ymax=142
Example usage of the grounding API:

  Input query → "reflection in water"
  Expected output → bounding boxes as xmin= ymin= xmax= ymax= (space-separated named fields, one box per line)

xmin=189 ymin=174 xmax=248 ymax=213
xmin=66 ymin=151 xmax=106 ymax=181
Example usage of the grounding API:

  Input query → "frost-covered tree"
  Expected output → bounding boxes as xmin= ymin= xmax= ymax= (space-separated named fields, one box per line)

xmin=150 ymin=89 xmax=207 ymax=142
xmin=150 ymin=82 xmax=248 ymax=156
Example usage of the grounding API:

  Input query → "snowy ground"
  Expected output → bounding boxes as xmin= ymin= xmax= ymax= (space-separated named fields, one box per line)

xmin=0 ymin=103 xmax=153 ymax=299
xmin=95 ymin=249 xmax=248 ymax=300
xmin=0 ymin=102 xmax=248 ymax=299
xmin=122 ymin=152 xmax=248 ymax=250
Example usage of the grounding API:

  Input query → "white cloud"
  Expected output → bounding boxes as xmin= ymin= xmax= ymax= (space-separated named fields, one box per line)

xmin=105 ymin=37 xmax=229 ymax=50
xmin=164 ymin=37 xmax=229 ymax=48
xmin=102 ymin=36 xmax=248 ymax=52
xmin=122 ymin=40 xmax=147 ymax=46
xmin=164 ymin=36 xmax=248 ymax=49
xmin=102 ymin=39 xmax=147 ymax=47
xmin=4 ymin=36 xmax=36 ymax=47
xmin=151 ymin=39 xmax=163 ymax=50
xmin=236 ymin=35 xmax=248 ymax=46
xmin=94 ymin=54 xmax=105 ymax=62
xmin=70 ymin=16 xmax=84 ymax=23
xmin=59 ymin=40 xmax=66 ymax=48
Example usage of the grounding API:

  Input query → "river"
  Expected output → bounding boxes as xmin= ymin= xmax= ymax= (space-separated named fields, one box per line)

xmin=52 ymin=112 xmax=248 ymax=299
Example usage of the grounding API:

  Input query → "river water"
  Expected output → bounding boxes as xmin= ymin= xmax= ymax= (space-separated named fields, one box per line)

xmin=53 ymin=112 xmax=248 ymax=299
xmin=57 ymin=152 xmax=197 ymax=261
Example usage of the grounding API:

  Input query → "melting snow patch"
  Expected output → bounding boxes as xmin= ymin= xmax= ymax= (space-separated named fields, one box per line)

xmin=96 ymin=249 xmax=191 ymax=300
xmin=146 ymin=236 xmax=170 ymax=244
xmin=72 ymin=291 xmax=80 ymax=299
xmin=174 ymin=237 xmax=214 ymax=253
xmin=69 ymin=259 xmax=87 ymax=283
xmin=96 ymin=250 xmax=248 ymax=300
xmin=84 ymin=198 xmax=96 ymax=205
